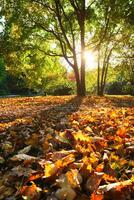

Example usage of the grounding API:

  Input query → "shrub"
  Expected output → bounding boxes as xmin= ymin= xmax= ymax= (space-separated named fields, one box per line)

xmin=52 ymin=85 xmax=73 ymax=96
xmin=106 ymin=81 xmax=134 ymax=95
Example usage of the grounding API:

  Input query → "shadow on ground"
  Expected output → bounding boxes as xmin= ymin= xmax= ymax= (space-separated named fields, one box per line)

xmin=38 ymin=96 xmax=84 ymax=131
xmin=82 ymin=95 xmax=134 ymax=108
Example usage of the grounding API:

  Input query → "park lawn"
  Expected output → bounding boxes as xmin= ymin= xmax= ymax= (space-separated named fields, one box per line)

xmin=0 ymin=95 xmax=134 ymax=200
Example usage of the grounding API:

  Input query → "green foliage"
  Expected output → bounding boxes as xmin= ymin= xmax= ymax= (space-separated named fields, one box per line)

xmin=5 ymin=46 xmax=73 ymax=95
xmin=85 ymin=64 xmax=134 ymax=95
xmin=105 ymin=63 xmax=134 ymax=95
xmin=86 ymin=69 xmax=97 ymax=94
xmin=0 ymin=0 xmax=133 ymax=96
xmin=106 ymin=81 xmax=134 ymax=95
xmin=50 ymin=84 xmax=73 ymax=96
xmin=0 ymin=57 xmax=35 ymax=96
xmin=6 ymin=75 xmax=29 ymax=95
xmin=0 ymin=57 xmax=6 ymax=84
xmin=0 ymin=57 xmax=9 ymax=95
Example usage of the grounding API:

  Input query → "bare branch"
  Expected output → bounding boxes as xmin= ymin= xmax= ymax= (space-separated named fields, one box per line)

xmin=54 ymin=0 xmax=73 ymax=53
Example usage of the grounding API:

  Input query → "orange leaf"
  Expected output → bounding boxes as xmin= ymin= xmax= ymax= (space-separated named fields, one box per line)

xmin=96 ymin=163 xmax=104 ymax=172
xmin=20 ymin=181 xmax=41 ymax=200
xmin=28 ymin=173 xmax=43 ymax=181
xmin=102 ymin=174 xmax=117 ymax=182
xmin=116 ymin=127 xmax=126 ymax=138
xmin=66 ymin=169 xmax=82 ymax=188
xmin=90 ymin=192 xmax=103 ymax=200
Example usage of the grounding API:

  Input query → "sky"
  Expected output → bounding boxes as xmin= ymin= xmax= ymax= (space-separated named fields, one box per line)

xmin=0 ymin=16 xmax=5 ymax=33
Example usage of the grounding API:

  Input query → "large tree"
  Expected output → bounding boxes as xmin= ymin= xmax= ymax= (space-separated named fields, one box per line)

xmin=4 ymin=0 xmax=96 ymax=96
xmin=2 ymin=0 xmax=133 ymax=96
xmin=25 ymin=0 xmax=91 ymax=96
xmin=2 ymin=0 xmax=97 ymax=96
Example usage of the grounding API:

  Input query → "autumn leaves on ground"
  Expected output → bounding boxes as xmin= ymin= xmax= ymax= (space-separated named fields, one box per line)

xmin=0 ymin=96 xmax=134 ymax=200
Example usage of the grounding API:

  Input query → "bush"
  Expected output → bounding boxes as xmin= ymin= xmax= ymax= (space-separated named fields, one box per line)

xmin=106 ymin=81 xmax=134 ymax=95
xmin=0 ymin=86 xmax=10 ymax=96
xmin=122 ymin=84 xmax=134 ymax=95
xmin=52 ymin=85 xmax=73 ymax=96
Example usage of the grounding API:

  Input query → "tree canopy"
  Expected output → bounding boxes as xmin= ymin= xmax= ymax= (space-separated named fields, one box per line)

xmin=0 ymin=0 xmax=133 ymax=96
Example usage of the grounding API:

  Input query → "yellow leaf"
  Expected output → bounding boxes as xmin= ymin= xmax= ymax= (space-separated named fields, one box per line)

xmin=87 ymin=164 xmax=92 ymax=172
xmin=129 ymin=160 xmax=134 ymax=167
xmin=110 ymin=153 xmax=119 ymax=161
xmin=66 ymin=169 xmax=82 ymax=188
xmin=44 ymin=162 xmax=57 ymax=178
xmin=131 ymin=175 xmax=134 ymax=183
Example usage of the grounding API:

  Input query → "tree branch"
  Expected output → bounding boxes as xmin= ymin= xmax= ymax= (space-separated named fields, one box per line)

xmin=54 ymin=0 xmax=73 ymax=53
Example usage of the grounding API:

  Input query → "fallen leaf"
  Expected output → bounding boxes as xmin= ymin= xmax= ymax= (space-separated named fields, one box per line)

xmin=10 ymin=154 xmax=38 ymax=162
xmin=18 ymin=145 xmax=32 ymax=154
xmin=90 ymin=192 xmax=103 ymax=200
xmin=20 ymin=181 xmax=41 ymax=200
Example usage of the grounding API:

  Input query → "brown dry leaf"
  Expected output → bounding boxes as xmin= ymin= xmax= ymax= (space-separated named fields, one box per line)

xmin=0 ymin=156 xmax=5 ymax=164
xmin=18 ymin=145 xmax=32 ymax=154
xmin=76 ymin=194 xmax=89 ymax=200
xmin=10 ymin=154 xmax=38 ymax=162
xmin=11 ymin=165 xmax=37 ymax=177
xmin=47 ymin=150 xmax=77 ymax=162
xmin=60 ymin=154 xmax=75 ymax=167
xmin=103 ymin=162 xmax=116 ymax=178
xmin=55 ymin=186 xmax=76 ymax=200
xmin=98 ymin=179 xmax=132 ymax=192
xmin=43 ymin=133 xmax=53 ymax=152
xmin=86 ymin=172 xmax=104 ymax=192
xmin=0 ymin=185 xmax=15 ymax=200
xmin=55 ymin=174 xmax=76 ymax=200
xmin=25 ymin=133 xmax=40 ymax=146
xmin=2 ymin=141 xmax=14 ymax=154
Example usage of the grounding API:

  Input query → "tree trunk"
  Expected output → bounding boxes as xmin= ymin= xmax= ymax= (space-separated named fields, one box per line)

xmin=80 ymin=0 xmax=86 ymax=96
xmin=74 ymin=67 xmax=82 ymax=96
xmin=97 ymin=48 xmax=100 ymax=95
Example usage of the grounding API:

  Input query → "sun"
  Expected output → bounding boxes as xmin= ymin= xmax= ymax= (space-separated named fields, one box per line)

xmin=84 ymin=51 xmax=97 ymax=69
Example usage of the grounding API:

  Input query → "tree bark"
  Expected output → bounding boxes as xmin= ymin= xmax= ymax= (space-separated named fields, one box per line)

xmin=74 ymin=67 xmax=81 ymax=96
xmin=97 ymin=48 xmax=101 ymax=95
xmin=80 ymin=0 xmax=86 ymax=96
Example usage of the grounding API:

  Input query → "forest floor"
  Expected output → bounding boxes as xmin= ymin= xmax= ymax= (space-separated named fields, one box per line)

xmin=0 ymin=95 xmax=134 ymax=200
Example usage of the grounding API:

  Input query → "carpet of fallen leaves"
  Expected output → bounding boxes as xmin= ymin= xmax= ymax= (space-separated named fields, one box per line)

xmin=0 ymin=95 xmax=134 ymax=200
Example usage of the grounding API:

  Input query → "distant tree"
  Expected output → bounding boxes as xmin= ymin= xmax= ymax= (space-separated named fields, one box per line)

xmin=92 ymin=0 xmax=133 ymax=95
xmin=0 ymin=56 xmax=8 ymax=95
